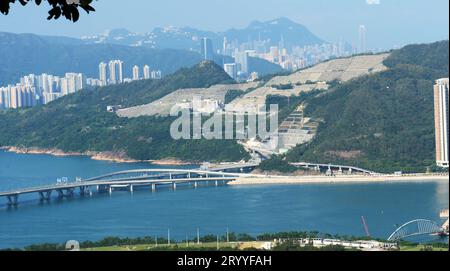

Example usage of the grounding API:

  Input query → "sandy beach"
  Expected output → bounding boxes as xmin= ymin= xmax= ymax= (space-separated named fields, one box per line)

xmin=229 ymin=174 xmax=449 ymax=186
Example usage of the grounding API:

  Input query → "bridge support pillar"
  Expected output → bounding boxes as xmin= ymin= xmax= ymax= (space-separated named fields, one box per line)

xmin=66 ymin=188 xmax=74 ymax=198
xmin=56 ymin=189 xmax=64 ymax=199
xmin=7 ymin=194 xmax=19 ymax=206
xmin=172 ymin=182 xmax=177 ymax=190
xmin=39 ymin=191 xmax=52 ymax=201
xmin=108 ymin=186 xmax=112 ymax=195
xmin=215 ymin=181 xmax=219 ymax=187
xmin=151 ymin=184 xmax=156 ymax=192
xmin=194 ymin=181 xmax=198 ymax=188
xmin=130 ymin=185 xmax=134 ymax=193
xmin=79 ymin=186 xmax=86 ymax=197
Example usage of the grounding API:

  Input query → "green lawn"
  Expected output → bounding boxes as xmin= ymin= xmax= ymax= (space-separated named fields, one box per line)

xmin=400 ymin=244 xmax=449 ymax=251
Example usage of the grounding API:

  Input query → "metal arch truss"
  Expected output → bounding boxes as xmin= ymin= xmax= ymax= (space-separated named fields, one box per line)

xmin=387 ymin=219 xmax=444 ymax=242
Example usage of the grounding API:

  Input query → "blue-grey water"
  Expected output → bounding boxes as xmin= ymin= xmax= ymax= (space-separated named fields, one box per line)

xmin=0 ymin=150 xmax=448 ymax=249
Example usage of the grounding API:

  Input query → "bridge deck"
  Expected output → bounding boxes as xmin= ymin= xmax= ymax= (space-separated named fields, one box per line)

xmin=0 ymin=177 xmax=236 ymax=197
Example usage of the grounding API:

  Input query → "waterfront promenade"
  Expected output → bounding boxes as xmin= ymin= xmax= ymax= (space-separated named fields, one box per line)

xmin=229 ymin=174 xmax=449 ymax=186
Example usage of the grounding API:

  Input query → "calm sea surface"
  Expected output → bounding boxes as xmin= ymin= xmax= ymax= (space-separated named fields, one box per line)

xmin=0 ymin=150 xmax=448 ymax=248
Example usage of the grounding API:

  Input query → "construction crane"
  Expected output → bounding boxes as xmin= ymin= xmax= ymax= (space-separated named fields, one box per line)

xmin=361 ymin=216 xmax=371 ymax=237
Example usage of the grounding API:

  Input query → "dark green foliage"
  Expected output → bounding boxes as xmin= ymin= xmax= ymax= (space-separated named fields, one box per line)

xmin=272 ymin=83 xmax=294 ymax=90
xmin=0 ymin=61 xmax=249 ymax=162
xmin=0 ymin=0 xmax=95 ymax=22
xmin=259 ymin=156 xmax=297 ymax=173
xmin=273 ymin=241 xmax=355 ymax=251
xmin=286 ymin=41 xmax=449 ymax=173
xmin=224 ymin=89 xmax=245 ymax=104
xmin=17 ymin=231 xmax=388 ymax=251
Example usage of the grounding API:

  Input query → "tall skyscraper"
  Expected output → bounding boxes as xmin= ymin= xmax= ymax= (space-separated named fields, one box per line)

xmin=143 ymin=65 xmax=151 ymax=80
xmin=132 ymin=65 xmax=140 ymax=81
xmin=201 ymin=37 xmax=214 ymax=60
xmin=434 ymin=78 xmax=449 ymax=168
xmin=117 ymin=60 xmax=124 ymax=84
xmin=108 ymin=60 xmax=117 ymax=84
xmin=99 ymin=62 xmax=107 ymax=86
xmin=235 ymin=51 xmax=249 ymax=74
xmin=359 ymin=25 xmax=367 ymax=54
xmin=223 ymin=63 xmax=237 ymax=80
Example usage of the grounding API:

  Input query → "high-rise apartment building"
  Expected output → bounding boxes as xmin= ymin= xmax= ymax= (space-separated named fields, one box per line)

xmin=201 ymin=37 xmax=214 ymax=60
xmin=224 ymin=63 xmax=237 ymax=80
xmin=108 ymin=60 xmax=124 ymax=84
xmin=99 ymin=62 xmax=107 ymax=86
xmin=434 ymin=78 xmax=449 ymax=168
xmin=235 ymin=51 xmax=249 ymax=74
xmin=108 ymin=60 xmax=117 ymax=84
xmin=359 ymin=25 xmax=367 ymax=54
xmin=143 ymin=65 xmax=151 ymax=80
xmin=132 ymin=65 xmax=140 ymax=81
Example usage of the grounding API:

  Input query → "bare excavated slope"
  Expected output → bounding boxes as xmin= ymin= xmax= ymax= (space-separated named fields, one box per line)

xmin=228 ymin=54 xmax=390 ymax=110
xmin=118 ymin=53 xmax=389 ymax=117
xmin=117 ymin=83 xmax=258 ymax=117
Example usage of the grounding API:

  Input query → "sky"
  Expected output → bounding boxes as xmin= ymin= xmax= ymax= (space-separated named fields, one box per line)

xmin=0 ymin=0 xmax=448 ymax=49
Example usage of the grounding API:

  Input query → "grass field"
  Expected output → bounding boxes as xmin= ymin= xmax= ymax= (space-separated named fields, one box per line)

xmin=400 ymin=244 xmax=449 ymax=252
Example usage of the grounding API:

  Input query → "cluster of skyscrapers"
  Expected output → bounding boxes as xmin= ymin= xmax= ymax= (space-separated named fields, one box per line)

xmin=0 ymin=60 xmax=163 ymax=110
xmin=99 ymin=60 xmax=162 ymax=86
xmin=204 ymin=24 xmax=373 ymax=81
xmin=132 ymin=65 xmax=162 ymax=81
xmin=98 ymin=60 xmax=124 ymax=86
xmin=0 ymin=73 xmax=85 ymax=109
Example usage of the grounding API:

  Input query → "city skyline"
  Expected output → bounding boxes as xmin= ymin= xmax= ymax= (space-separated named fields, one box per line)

xmin=0 ymin=0 xmax=448 ymax=50
xmin=0 ymin=60 xmax=163 ymax=109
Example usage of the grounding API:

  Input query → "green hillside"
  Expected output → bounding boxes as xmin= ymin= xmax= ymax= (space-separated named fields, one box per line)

xmin=285 ymin=41 xmax=449 ymax=173
xmin=0 ymin=61 xmax=249 ymax=162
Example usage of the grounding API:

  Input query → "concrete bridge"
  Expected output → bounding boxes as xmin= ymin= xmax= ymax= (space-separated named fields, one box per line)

xmin=290 ymin=162 xmax=376 ymax=175
xmin=0 ymin=169 xmax=248 ymax=207
xmin=201 ymin=162 xmax=260 ymax=173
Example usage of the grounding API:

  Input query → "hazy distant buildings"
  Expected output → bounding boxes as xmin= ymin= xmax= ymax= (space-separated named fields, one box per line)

xmin=434 ymin=78 xmax=449 ymax=168
xmin=224 ymin=63 xmax=238 ymax=80
xmin=201 ymin=37 xmax=214 ymax=60
xmin=359 ymin=25 xmax=367 ymax=54
xmin=235 ymin=51 xmax=249 ymax=74
xmin=151 ymin=70 xmax=162 ymax=79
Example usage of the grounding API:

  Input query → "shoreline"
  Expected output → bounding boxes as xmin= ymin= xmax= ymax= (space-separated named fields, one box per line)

xmin=0 ymin=146 xmax=196 ymax=166
xmin=229 ymin=174 xmax=449 ymax=186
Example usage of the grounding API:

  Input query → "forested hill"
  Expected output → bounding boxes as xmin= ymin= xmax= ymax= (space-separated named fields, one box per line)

xmin=0 ymin=61 xmax=249 ymax=162
xmin=286 ymin=41 xmax=449 ymax=173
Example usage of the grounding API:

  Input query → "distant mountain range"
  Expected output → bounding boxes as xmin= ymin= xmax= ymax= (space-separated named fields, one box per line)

xmin=80 ymin=17 xmax=325 ymax=51
xmin=0 ymin=32 xmax=282 ymax=85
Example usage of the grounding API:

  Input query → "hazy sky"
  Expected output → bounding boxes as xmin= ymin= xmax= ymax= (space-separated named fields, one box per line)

xmin=0 ymin=0 xmax=448 ymax=49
